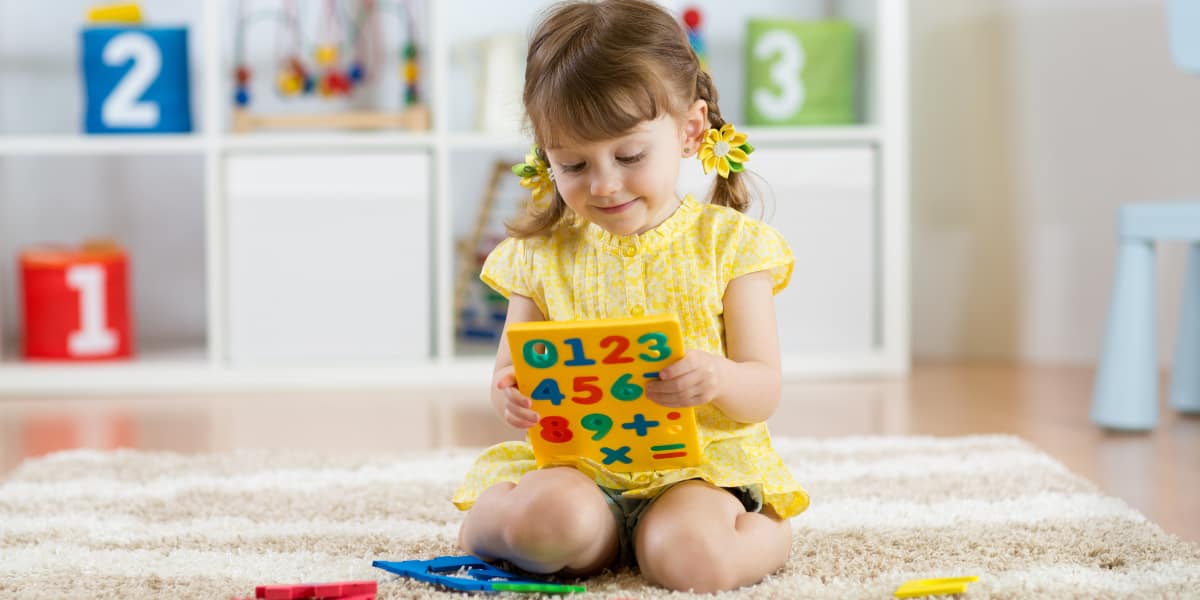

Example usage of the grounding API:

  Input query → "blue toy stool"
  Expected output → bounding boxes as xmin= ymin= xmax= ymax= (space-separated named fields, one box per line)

xmin=1091 ymin=0 xmax=1200 ymax=431
xmin=1092 ymin=204 xmax=1200 ymax=430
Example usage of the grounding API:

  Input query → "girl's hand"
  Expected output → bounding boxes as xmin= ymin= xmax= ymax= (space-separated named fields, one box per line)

xmin=644 ymin=349 xmax=724 ymax=408
xmin=495 ymin=365 xmax=539 ymax=429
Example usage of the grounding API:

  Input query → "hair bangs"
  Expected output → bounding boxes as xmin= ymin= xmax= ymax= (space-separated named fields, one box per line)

xmin=528 ymin=64 xmax=678 ymax=149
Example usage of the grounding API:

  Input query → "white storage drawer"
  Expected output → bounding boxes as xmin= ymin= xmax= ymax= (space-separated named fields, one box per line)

xmin=225 ymin=152 xmax=432 ymax=365
xmin=679 ymin=146 xmax=877 ymax=355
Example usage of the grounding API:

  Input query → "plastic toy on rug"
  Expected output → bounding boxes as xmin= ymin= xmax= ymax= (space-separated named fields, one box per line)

xmin=505 ymin=314 xmax=701 ymax=473
xmin=231 ymin=0 xmax=428 ymax=132
xmin=232 ymin=579 xmax=376 ymax=600
xmin=894 ymin=576 xmax=980 ymax=598
xmin=373 ymin=556 xmax=585 ymax=594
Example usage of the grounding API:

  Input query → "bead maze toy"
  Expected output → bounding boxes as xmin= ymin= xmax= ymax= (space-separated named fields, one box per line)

xmin=231 ymin=0 xmax=428 ymax=132
xmin=506 ymin=315 xmax=702 ymax=473
xmin=373 ymin=556 xmax=585 ymax=594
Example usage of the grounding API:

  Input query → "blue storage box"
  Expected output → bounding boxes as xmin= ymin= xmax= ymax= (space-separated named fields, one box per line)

xmin=81 ymin=26 xmax=192 ymax=133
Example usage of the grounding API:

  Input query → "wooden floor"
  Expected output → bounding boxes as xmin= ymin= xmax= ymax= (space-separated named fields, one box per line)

xmin=1 ymin=361 xmax=1196 ymax=543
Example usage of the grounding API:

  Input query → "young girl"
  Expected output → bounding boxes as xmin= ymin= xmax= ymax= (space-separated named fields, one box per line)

xmin=452 ymin=0 xmax=809 ymax=592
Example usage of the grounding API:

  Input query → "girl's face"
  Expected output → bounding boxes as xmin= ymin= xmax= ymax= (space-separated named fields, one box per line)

xmin=544 ymin=104 xmax=706 ymax=236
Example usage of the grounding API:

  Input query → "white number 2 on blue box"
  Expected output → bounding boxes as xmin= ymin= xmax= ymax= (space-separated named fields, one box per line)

xmin=81 ymin=27 xmax=192 ymax=134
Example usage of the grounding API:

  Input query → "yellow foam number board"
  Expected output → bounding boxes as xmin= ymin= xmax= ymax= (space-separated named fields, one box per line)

xmin=506 ymin=315 xmax=701 ymax=473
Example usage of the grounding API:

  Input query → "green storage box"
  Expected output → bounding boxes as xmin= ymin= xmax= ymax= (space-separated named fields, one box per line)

xmin=744 ymin=19 xmax=857 ymax=125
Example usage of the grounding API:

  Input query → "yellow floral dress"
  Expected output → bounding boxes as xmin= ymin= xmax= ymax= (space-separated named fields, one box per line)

xmin=451 ymin=194 xmax=810 ymax=519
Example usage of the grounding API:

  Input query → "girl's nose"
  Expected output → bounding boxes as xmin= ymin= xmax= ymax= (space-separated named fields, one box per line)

xmin=589 ymin=169 xmax=621 ymax=197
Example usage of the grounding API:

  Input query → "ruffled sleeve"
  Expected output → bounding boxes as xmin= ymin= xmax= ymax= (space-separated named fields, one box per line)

xmin=722 ymin=219 xmax=794 ymax=295
xmin=480 ymin=237 xmax=531 ymax=299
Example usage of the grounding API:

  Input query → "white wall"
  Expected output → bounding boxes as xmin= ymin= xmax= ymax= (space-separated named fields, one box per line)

xmin=9 ymin=0 xmax=1197 ymax=366
xmin=911 ymin=0 xmax=1200 ymax=364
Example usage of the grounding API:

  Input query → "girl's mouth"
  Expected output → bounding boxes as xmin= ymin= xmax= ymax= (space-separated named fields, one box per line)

xmin=596 ymin=198 xmax=638 ymax=214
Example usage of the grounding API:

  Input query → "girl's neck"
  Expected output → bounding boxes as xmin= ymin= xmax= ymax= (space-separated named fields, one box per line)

xmin=630 ymin=195 xmax=684 ymax=236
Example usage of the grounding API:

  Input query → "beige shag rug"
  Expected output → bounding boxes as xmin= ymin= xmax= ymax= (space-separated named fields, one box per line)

xmin=2 ymin=435 xmax=1199 ymax=599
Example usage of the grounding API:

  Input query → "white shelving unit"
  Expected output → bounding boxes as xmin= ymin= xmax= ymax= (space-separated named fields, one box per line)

xmin=0 ymin=0 xmax=908 ymax=393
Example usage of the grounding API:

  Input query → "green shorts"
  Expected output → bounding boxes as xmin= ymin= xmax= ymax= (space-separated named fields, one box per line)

xmin=598 ymin=481 xmax=764 ymax=568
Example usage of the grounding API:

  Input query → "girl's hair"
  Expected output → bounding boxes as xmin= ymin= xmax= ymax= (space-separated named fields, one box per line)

xmin=508 ymin=0 xmax=749 ymax=238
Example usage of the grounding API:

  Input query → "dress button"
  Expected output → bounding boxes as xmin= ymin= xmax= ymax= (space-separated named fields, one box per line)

xmin=630 ymin=305 xmax=645 ymax=316
xmin=623 ymin=245 xmax=637 ymax=257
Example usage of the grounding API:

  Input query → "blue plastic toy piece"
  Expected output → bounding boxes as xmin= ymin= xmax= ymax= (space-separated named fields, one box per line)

xmin=372 ymin=555 xmax=586 ymax=595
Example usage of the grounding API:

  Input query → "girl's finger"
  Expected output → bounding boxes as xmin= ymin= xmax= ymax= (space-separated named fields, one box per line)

xmin=506 ymin=415 xmax=535 ymax=429
xmin=648 ymin=390 xmax=685 ymax=407
xmin=659 ymin=355 xmax=697 ymax=381
xmin=646 ymin=377 xmax=687 ymax=396
xmin=669 ymin=370 xmax=704 ymax=394
xmin=508 ymin=397 xmax=539 ymax=420
xmin=646 ymin=386 xmax=681 ymax=403
xmin=515 ymin=404 xmax=539 ymax=422
xmin=504 ymin=387 xmax=532 ymax=408
xmin=506 ymin=406 xmax=538 ymax=428
xmin=496 ymin=372 xmax=518 ymax=388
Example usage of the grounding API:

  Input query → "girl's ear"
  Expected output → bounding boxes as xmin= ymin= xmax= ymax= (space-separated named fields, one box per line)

xmin=681 ymin=99 xmax=709 ymax=157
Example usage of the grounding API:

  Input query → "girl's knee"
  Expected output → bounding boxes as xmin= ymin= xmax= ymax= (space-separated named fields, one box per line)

xmin=458 ymin=481 xmax=515 ymax=555
xmin=635 ymin=489 xmax=790 ymax=592
xmin=636 ymin=518 xmax=734 ymax=592
xmin=464 ymin=469 xmax=612 ymax=572
xmin=502 ymin=476 xmax=610 ymax=557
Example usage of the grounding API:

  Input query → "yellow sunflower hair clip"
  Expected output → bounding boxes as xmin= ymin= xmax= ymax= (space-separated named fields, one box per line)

xmin=698 ymin=123 xmax=754 ymax=178
xmin=511 ymin=145 xmax=555 ymax=208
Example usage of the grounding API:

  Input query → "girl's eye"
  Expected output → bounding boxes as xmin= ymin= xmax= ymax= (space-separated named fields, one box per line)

xmin=560 ymin=162 xmax=585 ymax=173
xmin=618 ymin=152 xmax=645 ymax=164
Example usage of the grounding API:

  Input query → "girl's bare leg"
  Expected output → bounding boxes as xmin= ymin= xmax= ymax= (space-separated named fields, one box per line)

xmin=634 ymin=480 xmax=792 ymax=592
xmin=458 ymin=467 xmax=619 ymax=575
